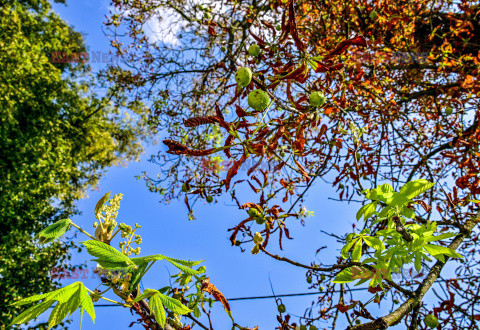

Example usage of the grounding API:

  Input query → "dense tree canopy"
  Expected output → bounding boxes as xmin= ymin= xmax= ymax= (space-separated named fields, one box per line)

xmin=0 ymin=0 xmax=153 ymax=327
xmin=102 ymin=0 xmax=480 ymax=328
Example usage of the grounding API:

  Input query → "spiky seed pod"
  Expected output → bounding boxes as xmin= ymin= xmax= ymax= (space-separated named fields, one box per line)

xmin=248 ymin=208 xmax=259 ymax=218
xmin=248 ymin=44 xmax=261 ymax=57
xmin=235 ymin=67 xmax=252 ymax=87
xmin=248 ymin=90 xmax=270 ymax=111
xmin=424 ymin=314 xmax=439 ymax=328
xmin=309 ymin=91 xmax=326 ymax=107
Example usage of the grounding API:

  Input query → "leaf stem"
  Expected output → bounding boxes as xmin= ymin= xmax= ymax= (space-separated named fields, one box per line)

xmin=86 ymin=288 xmax=129 ymax=307
xmin=70 ymin=221 xmax=96 ymax=240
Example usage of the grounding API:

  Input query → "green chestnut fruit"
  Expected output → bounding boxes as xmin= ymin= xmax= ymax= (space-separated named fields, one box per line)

xmin=306 ymin=276 xmax=312 ymax=284
xmin=424 ymin=314 xmax=439 ymax=328
xmin=445 ymin=107 xmax=453 ymax=115
xmin=235 ymin=67 xmax=252 ymax=87
xmin=309 ymin=91 xmax=326 ymax=107
xmin=206 ymin=195 xmax=213 ymax=203
xmin=248 ymin=44 xmax=261 ymax=57
xmin=248 ymin=208 xmax=259 ymax=218
xmin=248 ymin=90 xmax=270 ymax=111
xmin=277 ymin=303 xmax=286 ymax=313
xmin=355 ymin=319 xmax=361 ymax=325
xmin=369 ymin=10 xmax=378 ymax=20
xmin=319 ymin=286 xmax=324 ymax=292
xmin=181 ymin=183 xmax=190 ymax=192
xmin=220 ymin=46 xmax=227 ymax=52
xmin=255 ymin=215 xmax=266 ymax=225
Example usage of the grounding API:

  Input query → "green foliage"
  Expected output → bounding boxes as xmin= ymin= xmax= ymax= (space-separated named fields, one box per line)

xmin=36 ymin=219 xmax=71 ymax=244
xmin=133 ymin=289 xmax=192 ymax=327
xmin=82 ymin=240 xmax=136 ymax=269
xmin=334 ymin=180 xmax=462 ymax=288
xmin=11 ymin=282 xmax=95 ymax=329
xmin=12 ymin=193 xmax=218 ymax=330
xmin=0 ymin=1 xmax=153 ymax=326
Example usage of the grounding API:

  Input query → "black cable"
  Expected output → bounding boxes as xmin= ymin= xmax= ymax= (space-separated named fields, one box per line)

xmin=51 ymin=276 xmax=479 ymax=308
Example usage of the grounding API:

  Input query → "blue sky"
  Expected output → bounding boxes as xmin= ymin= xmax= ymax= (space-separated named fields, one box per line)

xmin=41 ymin=1 xmax=420 ymax=329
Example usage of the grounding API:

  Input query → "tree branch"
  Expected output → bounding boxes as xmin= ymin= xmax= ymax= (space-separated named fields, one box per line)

xmin=348 ymin=218 xmax=477 ymax=329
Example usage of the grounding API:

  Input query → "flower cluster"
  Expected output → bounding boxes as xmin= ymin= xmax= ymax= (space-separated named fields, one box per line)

xmin=118 ymin=222 xmax=142 ymax=256
xmin=93 ymin=193 xmax=124 ymax=242
xmin=96 ymin=264 xmax=133 ymax=293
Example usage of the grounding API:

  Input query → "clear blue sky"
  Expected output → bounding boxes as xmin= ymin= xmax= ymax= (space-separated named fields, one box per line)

xmin=41 ymin=1 xmax=419 ymax=329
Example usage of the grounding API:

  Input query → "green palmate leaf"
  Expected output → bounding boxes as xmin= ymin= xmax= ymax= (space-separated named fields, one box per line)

xmin=387 ymin=192 xmax=411 ymax=208
xmin=131 ymin=254 xmax=165 ymax=265
xmin=93 ymin=259 xmax=134 ymax=270
xmin=131 ymin=254 xmax=203 ymax=268
xmin=163 ymin=256 xmax=204 ymax=267
xmin=95 ymin=191 xmax=111 ymax=216
xmin=165 ymin=259 xmax=204 ymax=275
xmin=377 ymin=183 xmax=394 ymax=200
xmin=378 ymin=205 xmax=395 ymax=218
xmin=157 ymin=293 xmax=192 ymax=315
xmin=149 ymin=294 xmax=166 ymax=327
xmin=65 ymin=289 xmax=81 ymax=317
xmin=133 ymin=289 xmax=158 ymax=303
xmin=352 ymin=239 xmax=363 ymax=262
xmin=11 ymin=300 xmax=54 ymax=324
xmin=401 ymin=206 xmax=416 ymax=219
xmin=79 ymin=284 xmax=95 ymax=323
xmin=45 ymin=283 xmax=79 ymax=304
xmin=82 ymin=240 xmax=133 ymax=265
xmin=341 ymin=239 xmax=357 ymax=259
xmin=363 ymin=236 xmax=385 ymax=251
xmin=424 ymin=244 xmax=463 ymax=259
xmin=36 ymin=219 xmax=71 ymax=244
xmin=356 ymin=202 xmax=377 ymax=221
xmin=48 ymin=302 xmax=70 ymax=329
xmin=425 ymin=232 xmax=457 ymax=242
xmin=414 ymin=253 xmax=422 ymax=272
xmin=12 ymin=293 xmax=50 ymax=307
xmin=364 ymin=188 xmax=378 ymax=201
xmin=127 ymin=263 xmax=148 ymax=296
xmin=11 ymin=282 xmax=95 ymax=328
xmin=412 ymin=237 xmax=425 ymax=250
xmin=400 ymin=179 xmax=435 ymax=199
xmin=332 ymin=268 xmax=355 ymax=283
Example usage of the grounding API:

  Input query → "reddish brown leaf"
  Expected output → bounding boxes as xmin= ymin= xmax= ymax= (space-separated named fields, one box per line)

xmin=335 ymin=302 xmax=356 ymax=313
xmin=324 ymin=36 xmax=367 ymax=61
xmin=293 ymin=158 xmax=310 ymax=182
xmin=224 ymin=135 xmax=234 ymax=158
xmin=235 ymin=105 xmax=248 ymax=117
xmin=163 ymin=139 xmax=216 ymax=156
xmin=201 ymin=278 xmax=231 ymax=312
xmin=225 ymin=153 xmax=248 ymax=190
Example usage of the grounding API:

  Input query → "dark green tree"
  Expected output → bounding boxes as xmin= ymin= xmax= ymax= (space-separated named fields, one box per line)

xmin=0 ymin=1 xmax=154 ymax=327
